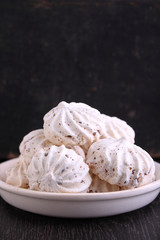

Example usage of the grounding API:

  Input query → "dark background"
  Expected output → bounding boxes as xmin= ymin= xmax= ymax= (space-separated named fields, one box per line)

xmin=0 ymin=0 xmax=160 ymax=160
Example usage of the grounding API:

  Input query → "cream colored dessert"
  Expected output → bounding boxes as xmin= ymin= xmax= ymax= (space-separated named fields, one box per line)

xmin=89 ymin=173 xmax=121 ymax=193
xmin=6 ymin=101 xmax=155 ymax=193
xmin=6 ymin=131 xmax=86 ymax=190
xmin=43 ymin=101 xmax=106 ymax=151
xmin=20 ymin=129 xmax=85 ymax=161
xmin=6 ymin=156 xmax=29 ymax=188
xmin=102 ymin=114 xmax=135 ymax=143
xmin=19 ymin=129 xmax=51 ymax=165
xmin=27 ymin=145 xmax=92 ymax=193
xmin=86 ymin=138 xmax=155 ymax=189
xmin=67 ymin=145 xmax=85 ymax=159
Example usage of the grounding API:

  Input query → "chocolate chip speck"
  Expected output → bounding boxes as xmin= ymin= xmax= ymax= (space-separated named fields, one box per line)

xmin=66 ymin=135 xmax=72 ymax=138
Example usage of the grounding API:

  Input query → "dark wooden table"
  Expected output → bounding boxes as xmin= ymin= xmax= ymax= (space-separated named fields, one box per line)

xmin=1 ymin=159 xmax=160 ymax=240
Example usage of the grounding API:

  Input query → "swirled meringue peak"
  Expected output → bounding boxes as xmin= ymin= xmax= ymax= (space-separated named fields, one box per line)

xmin=19 ymin=129 xmax=52 ymax=165
xmin=27 ymin=145 xmax=91 ymax=193
xmin=86 ymin=138 xmax=155 ymax=189
xmin=102 ymin=114 xmax=135 ymax=143
xmin=43 ymin=101 xmax=106 ymax=150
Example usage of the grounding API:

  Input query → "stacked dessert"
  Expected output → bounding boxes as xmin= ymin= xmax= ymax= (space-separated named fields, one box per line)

xmin=6 ymin=101 xmax=155 ymax=193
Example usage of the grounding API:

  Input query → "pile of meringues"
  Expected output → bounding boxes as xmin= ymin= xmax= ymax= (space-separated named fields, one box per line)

xmin=6 ymin=101 xmax=155 ymax=193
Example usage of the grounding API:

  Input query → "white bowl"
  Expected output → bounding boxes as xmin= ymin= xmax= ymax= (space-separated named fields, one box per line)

xmin=0 ymin=158 xmax=160 ymax=218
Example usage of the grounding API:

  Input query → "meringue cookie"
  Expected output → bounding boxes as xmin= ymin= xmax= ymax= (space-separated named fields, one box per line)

xmin=89 ymin=173 xmax=121 ymax=193
xmin=27 ymin=145 xmax=91 ymax=193
xmin=102 ymin=114 xmax=135 ymax=143
xmin=43 ymin=101 xmax=106 ymax=150
xmin=6 ymin=156 xmax=29 ymax=188
xmin=86 ymin=138 xmax=155 ymax=188
xmin=67 ymin=145 xmax=85 ymax=159
xmin=19 ymin=129 xmax=52 ymax=165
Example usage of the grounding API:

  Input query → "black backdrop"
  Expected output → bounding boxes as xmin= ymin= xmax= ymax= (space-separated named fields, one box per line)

xmin=0 ymin=0 xmax=160 ymax=160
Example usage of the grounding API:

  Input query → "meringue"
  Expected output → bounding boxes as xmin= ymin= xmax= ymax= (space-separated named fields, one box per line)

xmin=43 ymin=101 xmax=106 ymax=150
xmin=89 ymin=173 xmax=121 ymax=193
xmin=86 ymin=138 xmax=155 ymax=188
xmin=102 ymin=114 xmax=135 ymax=143
xmin=6 ymin=101 xmax=155 ymax=193
xmin=6 ymin=156 xmax=29 ymax=188
xmin=19 ymin=129 xmax=51 ymax=165
xmin=27 ymin=145 xmax=92 ymax=193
